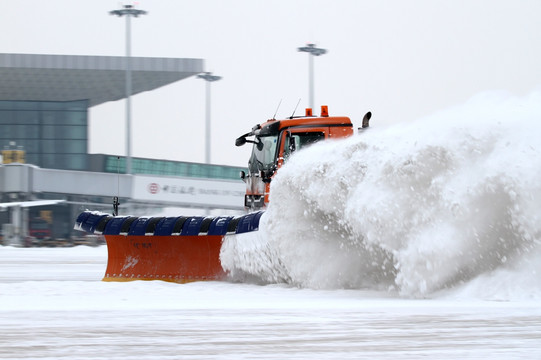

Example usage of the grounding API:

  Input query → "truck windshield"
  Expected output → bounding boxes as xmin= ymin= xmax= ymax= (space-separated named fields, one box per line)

xmin=248 ymin=135 xmax=278 ymax=173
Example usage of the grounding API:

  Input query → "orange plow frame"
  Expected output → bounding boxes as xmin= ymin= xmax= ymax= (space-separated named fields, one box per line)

xmin=103 ymin=234 xmax=225 ymax=283
xmin=75 ymin=211 xmax=264 ymax=283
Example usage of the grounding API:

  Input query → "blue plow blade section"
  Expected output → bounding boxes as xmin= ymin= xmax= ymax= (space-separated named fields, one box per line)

xmin=73 ymin=210 xmax=265 ymax=283
xmin=74 ymin=210 xmax=265 ymax=237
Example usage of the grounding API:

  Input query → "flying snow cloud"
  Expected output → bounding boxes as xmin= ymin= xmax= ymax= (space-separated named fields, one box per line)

xmin=221 ymin=90 xmax=541 ymax=299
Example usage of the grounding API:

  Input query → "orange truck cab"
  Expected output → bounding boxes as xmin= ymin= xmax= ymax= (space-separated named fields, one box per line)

xmin=236 ymin=106 xmax=354 ymax=210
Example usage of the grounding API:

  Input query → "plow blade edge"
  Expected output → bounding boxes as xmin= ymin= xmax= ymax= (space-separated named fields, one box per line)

xmin=74 ymin=211 xmax=264 ymax=283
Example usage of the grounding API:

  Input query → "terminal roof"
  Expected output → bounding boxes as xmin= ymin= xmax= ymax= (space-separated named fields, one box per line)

xmin=0 ymin=53 xmax=204 ymax=107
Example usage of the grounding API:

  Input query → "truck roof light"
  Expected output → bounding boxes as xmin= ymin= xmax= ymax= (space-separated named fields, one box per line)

xmin=321 ymin=105 xmax=329 ymax=117
xmin=305 ymin=108 xmax=313 ymax=116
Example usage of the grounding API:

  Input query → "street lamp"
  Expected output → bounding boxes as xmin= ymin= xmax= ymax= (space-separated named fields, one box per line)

xmin=110 ymin=4 xmax=147 ymax=175
xmin=297 ymin=43 xmax=327 ymax=110
xmin=197 ymin=72 xmax=222 ymax=164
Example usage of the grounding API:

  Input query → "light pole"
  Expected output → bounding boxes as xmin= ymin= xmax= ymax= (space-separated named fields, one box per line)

xmin=197 ymin=72 xmax=222 ymax=164
xmin=297 ymin=43 xmax=327 ymax=109
xmin=110 ymin=4 xmax=147 ymax=175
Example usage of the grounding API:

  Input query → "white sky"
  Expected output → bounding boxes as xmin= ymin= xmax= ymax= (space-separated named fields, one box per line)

xmin=2 ymin=0 xmax=540 ymax=167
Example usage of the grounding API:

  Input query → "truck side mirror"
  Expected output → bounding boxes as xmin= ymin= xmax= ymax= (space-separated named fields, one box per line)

xmin=235 ymin=136 xmax=247 ymax=146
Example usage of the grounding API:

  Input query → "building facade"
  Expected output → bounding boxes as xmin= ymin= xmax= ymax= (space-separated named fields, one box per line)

xmin=1 ymin=99 xmax=88 ymax=170
xmin=0 ymin=53 xmax=247 ymax=245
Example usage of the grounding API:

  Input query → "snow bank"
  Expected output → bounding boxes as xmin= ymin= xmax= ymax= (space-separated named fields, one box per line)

xmin=221 ymin=90 xmax=541 ymax=299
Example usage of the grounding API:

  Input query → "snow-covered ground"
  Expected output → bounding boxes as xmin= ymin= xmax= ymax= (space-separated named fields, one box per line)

xmin=1 ymin=245 xmax=540 ymax=359
xmin=2 ymin=90 xmax=541 ymax=359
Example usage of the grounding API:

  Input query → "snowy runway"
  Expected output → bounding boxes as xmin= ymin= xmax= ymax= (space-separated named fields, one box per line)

xmin=3 ymin=91 xmax=541 ymax=358
xmin=3 ymin=308 xmax=539 ymax=359
xmin=1 ymin=246 xmax=540 ymax=359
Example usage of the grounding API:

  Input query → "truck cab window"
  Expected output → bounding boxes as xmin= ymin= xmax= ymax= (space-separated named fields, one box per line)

xmin=283 ymin=131 xmax=325 ymax=160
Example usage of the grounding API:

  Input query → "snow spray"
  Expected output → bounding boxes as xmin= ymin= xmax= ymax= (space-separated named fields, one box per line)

xmin=221 ymin=90 xmax=541 ymax=299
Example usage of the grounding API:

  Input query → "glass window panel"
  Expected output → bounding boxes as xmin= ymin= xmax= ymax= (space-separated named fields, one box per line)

xmin=65 ymin=125 xmax=86 ymax=139
xmin=0 ymin=101 xmax=38 ymax=110
xmin=40 ymin=140 xmax=55 ymax=153
xmin=134 ymin=159 xmax=142 ymax=173
xmin=164 ymin=162 xmax=173 ymax=175
xmin=41 ymin=154 xmax=56 ymax=168
xmin=132 ymin=159 xmax=143 ymax=173
xmin=64 ymin=140 xmax=86 ymax=153
xmin=16 ymin=140 xmax=39 ymax=153
xmin=25 ymin=125 xmax=40 ymax=139
xmin=16 ymin=124 xmax=27 ymax=138
xmin=25 ymin=153 xmax=39 ymax=165
xmin=42 ymin=125 xmax=55 ymax=139
xmin=64 ymin=100 xmax=88 ymax=111
xmin=42 ymin=125 xmax=86 ymax=139
xmin=42 ymin=111 xmax=65 ymax=125
xmin=0 ymin=101 xmax=16 ymax=110
xmin=149 ymin=161 xmax=156 ymax=174
xmin=197 ymin=164 xmax=205 ymax=178
xmin=152 ymin=161 xmax=161 ymax=173
xmin=41 ymin=140 xmax=86 ymax=154
xmin=43 ymin=110 xmax=87 ymax=126
xmin=65 ymin=111 xmax=87 ymax=125
xmin=105 ymin=157 xmax=114 ymax=172
xmin=0 ymin=110 xmax=16 ymax=124
xmin=105 ymin=156 xmax=125 ymax=173
xmin=2 ymin=125 xmax=30 ymax=139
xmin=15 ymin=101 xmax=40 ymax=110
xmin=220 ymin=168 xmax=227 ymax=178
xmin=4 ymin=125 xmax=40 ymax=139
xmin=0 ymin=126 xmax=11 ymax=139
xmin=42 ymin=154 xmax=87 ymax=170
xmin=189 ymin=164 xmax=201 ymax=177
xmin=117 ymin=158 xmax=126 ymax=173
xmin=64 ymin=154 xmax=87 ymax=170
xmin=141 ymin=159 xmax=151 ymax=173
xmin=176 ymin=163 xmax=185 ymax=176
xmin=17 ymin=111 xmax=39 ymax=124
xmin=41 ymin=102 xmax=65 ymax=111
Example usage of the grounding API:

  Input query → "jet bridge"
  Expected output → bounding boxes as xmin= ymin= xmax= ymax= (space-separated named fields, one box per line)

xmin=0 ymin=164 xmax=245 ymax=245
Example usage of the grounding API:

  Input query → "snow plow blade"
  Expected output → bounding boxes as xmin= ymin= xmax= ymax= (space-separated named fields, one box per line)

xmin=74 ymin=211 xmax=264 ymax=283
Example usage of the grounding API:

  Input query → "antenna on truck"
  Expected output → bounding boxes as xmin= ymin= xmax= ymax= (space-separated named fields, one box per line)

xmin=289 ymin=98 xmax=301 ymax=118
xmin=272 ymin=99 xmax=282 ymax=120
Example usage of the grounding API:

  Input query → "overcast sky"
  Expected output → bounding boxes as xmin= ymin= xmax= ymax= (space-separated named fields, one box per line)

xmin=2 ymin=0 xmax=540 ymax=167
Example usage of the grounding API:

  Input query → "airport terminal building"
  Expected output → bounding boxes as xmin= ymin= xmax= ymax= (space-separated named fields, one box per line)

xmin=0 ymin=53 xmax=246 ymax=244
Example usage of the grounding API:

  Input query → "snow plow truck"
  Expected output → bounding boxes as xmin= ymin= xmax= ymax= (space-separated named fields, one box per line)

xmin=74 ymin=106 xmax=371 ymax=283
